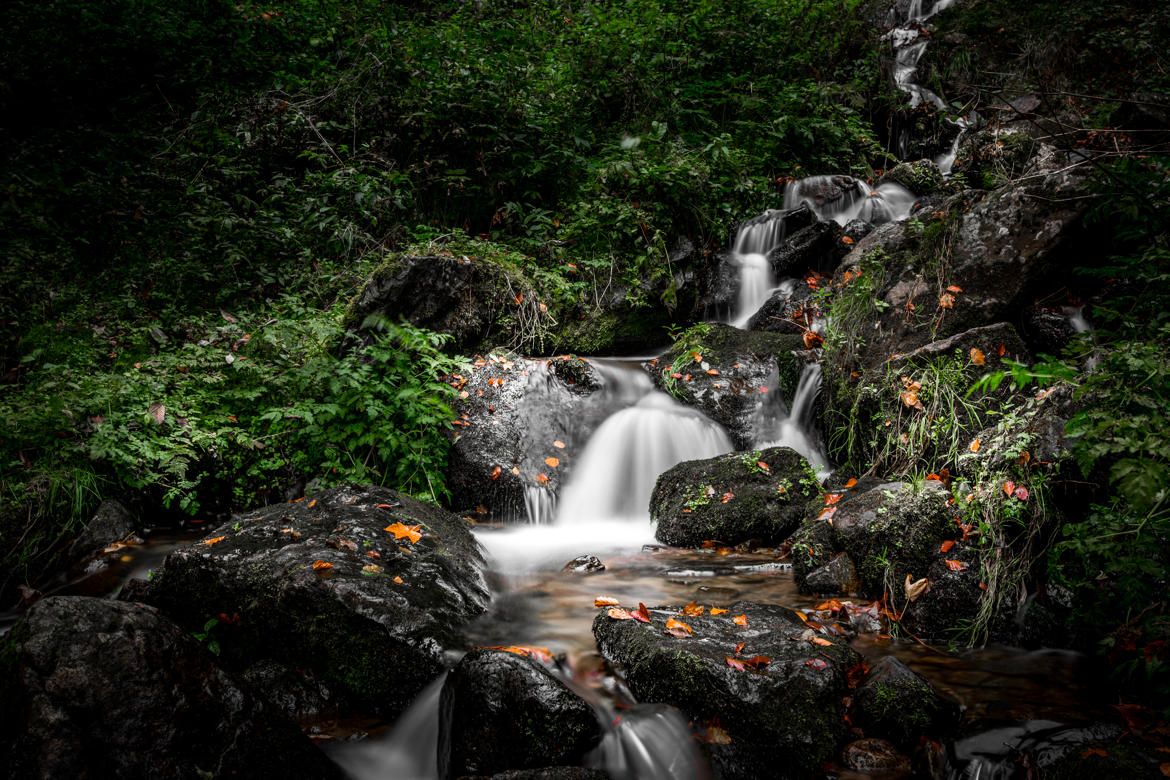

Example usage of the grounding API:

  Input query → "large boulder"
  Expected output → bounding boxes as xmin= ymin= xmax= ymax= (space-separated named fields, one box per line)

xmin=145 ymin=485 xmax=489 ymax=718
xmin=593 ymin=600 xmax=862 ymax=780
xmin=70 ymin=498 xmax=137 ymax=557
xmin=438 ymin=648 xmax=603 ymax=779
xmin=648 ymin=323 xmax=806 ymax=449
xmin=791 ymin=481 xmax=956 ymax=599
xmin=745 ymin=281 xmax=813 ymax=335
xmin=877 ymin=159 xmax=946 ymax=196
xmin=0 ymin=596 xmax=339 ymax=779
xmin=651 ymin=446 xmax=821 ymax=547
xmin=765 ymin=221 xmax=847 ymax=278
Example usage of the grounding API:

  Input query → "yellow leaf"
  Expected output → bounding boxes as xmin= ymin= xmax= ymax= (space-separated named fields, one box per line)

xmin=384 ymin=522 xmax=423 ymax=544
xmin=312 ymin=560 xmax=333 ymax=569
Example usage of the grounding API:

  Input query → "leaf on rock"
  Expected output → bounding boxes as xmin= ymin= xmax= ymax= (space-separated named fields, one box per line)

xmin=491 ymin=466 xmax=502 ymax=480
xmin=809 ymin=636 xmax=833 ymax=647
xmin=204 ymin=536 xmax=226 ymax=546
xmin=734 ymin=642 xmax=746 ymax=654
xmin=393 ymin=575 xmax=404 ymax=584
xmin=905 ymin=575 xmax=930 ymax=602
xmin=805 ymin=659 xmax=828 ymax=670
xmin=944 ymin=559 xmax=969 ymax=571
xmin=743 ymin=655 xmax=771 ymax=670
xmin=362 ymin=564 xmax=382 ymax=573
xmin=384 ymin=522 xmax=423 ymax=544
xmin=544 ymin=457 xmax=560 ymax=468
xmin=970 ymin=438 xmax=981 ymax=452
xmin=803 ymin=330 xmax=824 ymax=348
xmin=664 ymin=617 xmax=693 ymax=637
xmin=726 ymin=656 xmax=746 ymax=671
xmin=681 ymin=601 xmax=705 ymax=617
xmin=721 ymin=491 xmax=734 ymax=503
xmin=607 ymin=607 xmax=634 ymax=620
xmin=633 ymin=603 xmax=652 ymax=623
xmin=704 ymin=725 xmax=732 ymax=744
xmin=594 ymin=596 xmax=621 ymax=607
xmin=732 ymin=614 xmax=748 ymax=626
xmin=536 ymin=473 xmax=550 ymax=483
xmin=710 ymin=607 xmax=728 ymax=615
xmin=553 ymin=440 xmax=566 ymax=449
xmin=946 ymin=285 xmax=963 ymax=293
xmin=940 ymin=540 xmax=955 ymax=553
xmin=490 ymin=645 xmax=554 ymax=664
xmin=970 ymin=348 xmax=986 ymax=366
xmin=939 ymin=293 xmax=955 ymax=309
xmin=312 ymin=560 xmax=333 ymax=569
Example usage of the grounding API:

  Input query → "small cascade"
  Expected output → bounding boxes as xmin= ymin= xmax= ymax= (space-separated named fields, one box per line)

xmin=558 ymin=393 xmax=733 ymax=524
xmin=783 ymin=176 xmax=916 ymax=226
xmin=755 ymin=363 xmax=830 ymax=478
xmin=329 ymin=675 xmax=444 ymax=779
xmin=935 ymin=124 xmax=968 ymax=176
xmin=727 ymin=210 xmax=792 ymax=326
xmin=595 ymin=704 xmax=710 ymax=780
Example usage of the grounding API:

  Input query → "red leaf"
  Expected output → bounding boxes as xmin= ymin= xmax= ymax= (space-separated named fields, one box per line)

xmin=726 ymin=656 xmax=746 ymax=671
xmin=805 ymin=659 xmax=828 ymax=670
xmin=940 ymin=540 xmax=955 ymax=553
xmin=944 ymin=559 xmax=969 ymax=571
xmin=633 ymin=603 xmax=652 ymax=623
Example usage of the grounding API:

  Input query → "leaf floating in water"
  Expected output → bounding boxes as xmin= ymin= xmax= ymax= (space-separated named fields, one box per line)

xmin=594 ymin=596 xmax=621 ymax=607
xmin=204 ymin=536 xmax=226 ymax=546
xmin=664 ymin=617 xmax=693 ymax=637
xmin=732 ymin=615 xmax=748 ymax=626
xmin=905 ymin=575 xmax=930 ymax=601
xmin=312 ymin=560 xmax=333 ymax=570
xmin=633 ymin=603 xmax=652 ymax=623
xmin=607 ymin=607 xmax=634 ymax=620
xmin=384 ymin=522 xmax=422 ymax=544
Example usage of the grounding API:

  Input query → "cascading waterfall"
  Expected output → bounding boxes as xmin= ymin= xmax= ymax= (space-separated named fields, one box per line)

xmin=755 ymin=363 xmax=830 ymax=478
xmin=782 ymin=175 xmax=916 ymax=226
xmin=727 ymin=210 xmax=791 ymax=327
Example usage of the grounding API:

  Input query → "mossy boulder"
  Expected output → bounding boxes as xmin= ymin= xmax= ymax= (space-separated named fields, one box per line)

xmin=145 ymin=485 xmax=489 ymax=718
xmin=651 ymin=446 xmax=821 ymax=547
xmin=952 ymin=129 xmax=1042 ymax=190
xmin=0 ymin=596 xmax=340 ymax=779
xmin=852 ymin=656 xmax=960 ymax=748
xmin=792 ymin=481 xmax=957 ymax=598
xmin=438 ymin=648 xmax=603 ymax=779
xmin=878 ymin=159 xmax=946 ymax=196
xmin=592 ymin=600 xmax=862 ymax=780
xmin=649 ymin=323 xmax=806 ymax=449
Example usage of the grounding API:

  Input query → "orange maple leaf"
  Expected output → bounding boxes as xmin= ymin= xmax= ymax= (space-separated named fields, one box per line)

xmin=384 ymin=522 xmax=423 ymax=544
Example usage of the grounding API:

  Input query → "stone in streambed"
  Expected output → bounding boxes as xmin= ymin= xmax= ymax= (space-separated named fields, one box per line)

xmin=841 ymin=738 xmax=911 ymax=772
xmin=852 ymin=656 xmax=960 ymax=748
xmin=70 ymin=498 xmax=138 ymax=557
xmin=592 ymin=600 xmax=862 ymax=780
xmin=438 ymin=648 xmax=603 ymax=779
xmin=0 ymin=596 xmax=339 ymax=779
xmin=651 ymin=447 xmax=821 ymax=548
xmin=562 ymin=554 xmax=605 ymax=574
xmin=804 ymin=551 xmax=860 ymax=595
xmin=145 ymin=485 xmax=489 ymax=718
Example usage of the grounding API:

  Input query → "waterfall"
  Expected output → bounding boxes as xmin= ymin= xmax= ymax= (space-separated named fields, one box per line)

xmin=727 ymin=210 xmax=791 ymax=327
xmin=783 ymin=176 xmax=916 ymax=226
xmin=755 ymin=363 xmax=830 ymax=479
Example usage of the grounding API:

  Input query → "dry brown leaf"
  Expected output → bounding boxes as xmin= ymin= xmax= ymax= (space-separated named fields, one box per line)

xmin=905 ymin=574 xmax=930 ymax=602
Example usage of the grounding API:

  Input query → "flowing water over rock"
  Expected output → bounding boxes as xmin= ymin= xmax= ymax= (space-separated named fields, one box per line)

xmin=754 ymin=362 xmax=829 ymax=477
xmin=783 ymin=175 xmax=916 ymax=226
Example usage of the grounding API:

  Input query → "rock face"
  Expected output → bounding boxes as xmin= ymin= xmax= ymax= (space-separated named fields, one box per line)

xmin=766 ymin=221 xmax=847 ymax=278
xmin=651 ymin=447 xmax=821 ymax=547
xmin=593 ymin=600 xmax=862 ymax=780
xmin=346 ymin=253 xmax=531 ymax=354
xmin=745 ymin=281 xmax=812 ymax=335
xmin=0 ymin=596 xmax=339 ymax=779
xmin=438 ymin=648 xmax=603 ymax=779
xmin=791 ymin=481 xmax=956 ymax=598
xmin=71 ymin=498 xmax=137 ymax=556
xmin=648 ymin=324 xmax=806 ymax=449
xmin=146 ymin=485 xmax=489 ymax=717
xmin=852 ymin=656 xmax=959 ymax=748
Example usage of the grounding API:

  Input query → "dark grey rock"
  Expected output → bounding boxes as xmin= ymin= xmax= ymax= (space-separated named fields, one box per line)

xmin=804 ymin=552 xmax=860 ymax=595
xmin=562 ymin=555 xmax=605 ymax=574
xmin=878 ymin=159 xmax=945 ymax=195
xmin=651 ymin=447 xmax=821 ymax=548
xmin=145 ymin=485 xmax=489 ymax=718
xmin=853 ymin=656 xmax=960 ymax=748
xmin=745 ymin=282 xmax=812 ymax=335
xmin=0 ymin=596 xmax=339 ymax=779
xmin=841 ymin=738 xmax=911 ymax=772
xmin=72 ymin=499 xmax=137 ymax=556
xmin=438 ymin=648 xmax=603 ymax=779
xmin=592 ymin=600 xmax=862 ymax=780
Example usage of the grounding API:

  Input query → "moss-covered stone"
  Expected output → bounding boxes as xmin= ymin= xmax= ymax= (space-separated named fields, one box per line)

xmin=651 ymin=447 xmax=822 ymax=547
xmin=592 ymin=600 xmax=861 ymax=780
xmin=853 ymin=656 xmax=959 ymax=748
xmin=878 ymin=159 xmax=946 ymax=196
xmin=145 ymin=485 xmax=489 ymax=718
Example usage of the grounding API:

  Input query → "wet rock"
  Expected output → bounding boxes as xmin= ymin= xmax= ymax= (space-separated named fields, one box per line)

xmin=853 ymin=657 xmax=959 ymax=748
xmin=651 ymin=447 xmax=821 ymax=547
xmin=1022 ymin=304 xmax=1077 ymax=357
xmin=115 ymin=576 xmax=150 ymax=603
xmin=952 ymin=130 xmax=1042 ymax=190
xmin=592 ymin=600 xmax=862 ymax=780
xmin=446 ymin=356 xmax=613 ymax=521
xmin=766 ymin=221 xmax=843 ymax=278
xmin=841 ymin=218 xmax=874 ymax=246
xmin=0 ymin=596 xmax=339 ymax=779
xmin=745 ymin=282 xmax=812 ymax=335
xmin=648 ymin=323 xmax=806 ymax=449
xmin=481 ymin=770 xmax=611 ymax=780
xmin=71 ymin=498 xmax=137 ymax=556
xmin=804 ymin=552 xmax=860 ymax=596
xmin=900 ymin=554 xmax=984 ymax=643
xmin=438 ymin=648 xmax=603 ymax=779
xmin=242 ymin=659 xmax=333 ymax=721
xmin=792 ymin=481 xmax=956 ymax=599
xmin=878 ymin=159 xmax=945 ymax=196
xmin=562 ymin=555 xmax=605 ymax=574
xmin=145 ymin=485 xmax=489 ymax=718
xmin=345 ymin=253 xmax=534 ymax=355
xmin=841 ymin=738 xmax=911 ymax=772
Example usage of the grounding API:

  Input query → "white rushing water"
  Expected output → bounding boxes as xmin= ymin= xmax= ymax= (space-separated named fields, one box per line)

xmin=475 ymin=362 xmax=732 ymax=573
xmin=782 ymin=175 xmax=916 ymax=225
xmin=755 ymin=363 xmax=830 ymax=479
xmin=727 ymin=209 xmax=792 ymax=327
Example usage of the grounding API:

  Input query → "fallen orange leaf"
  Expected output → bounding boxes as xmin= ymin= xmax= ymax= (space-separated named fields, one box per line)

xmin=536 ymin=473 xmax=549 ymax=483
xmin=944 ymin=559 xmax=969 ymax=571
xmin=845 ymin=478 xmax=858 ymax=488
xmin=664 ymin=617 xmax=693 ymax=637
xmin=312 ymin=560 xmax=333 ymax=570
xmin=734 ymin=642 xmax=746 ymax=654
xmin=726 ymin=655 xmax=746 ymax=671
xmin=363 ymin=564 xmax=382 ymax=573
xmin=607 ymin=607 xmax=634 ymax=620
xmin=997 ymin=343 xmax=1006 ymax=357
xmin=705 ymin=725 xmax=732 ymax=744
xmin=733 ymin=615 xmax=748 ymax=626
xmin=743 ymin=655 xmax=771 ymax=670
xmin=491 ymin=466 xmax=502 ymax=480
xmin=710 ymin=607 xmax=728 ymax=615
xmin=970 ymin=438 xmax=981 ymax=452
xmin=1003 ymin=480 xmax=1015 ymax=497
xmin=553 ymin=440 xmax=566 ymax=449
xmin=946 ymin=284 xmax=963 ymax=293
xmin=594 ymin=596 xmax=621 ymax=607
xmin=940 ymin=540 xmax=956 ymax=553
xmin=681 ymin=601 xmax=705 ymax=617
xmin=970 ymin=347 xmax=986 ymax=366
xmin=809 ymin=636 xmax=833 ymax=647
xmin=721 ymin=492 xmax=734 ymax=503
xmin=806 ymin=659 xmax=828 ymax=670
xmin=384 ymin=522 xmax=423 ymax=544
xmin=939 ymin=293 xmax=955 ymax=309
xmin=707 ymin=368 xmax=720 ymax=376
xmin=544 ymin=457 xmax=560 ymax=468
xmin=204 ymin=536 xmax=226 ymax=546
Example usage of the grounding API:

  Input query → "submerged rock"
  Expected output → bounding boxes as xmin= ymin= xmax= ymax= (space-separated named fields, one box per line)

xmin=651 ymin=446 xmax=821 ymax=548
xmin=853 ymin=656 xmax=959 ymax=748
xmin=0 ymin=596 xmax=339 ymax=779
xmin=562 ymin=555 xmax=606 ymax=574
xmin=791 ymin=481 xmax=956 ymax=599
xmin=840 ymin=738 xmax=911 ymax=772
xmin=438 ymin=648 xmax=603 ymax=779
xmin=145 ymin=485 xmax=489 ymax=718
xmin=593 ymin=600 xmax=861 ymax=780
xmin=648 ymin=323 xmax=806 ymax=449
